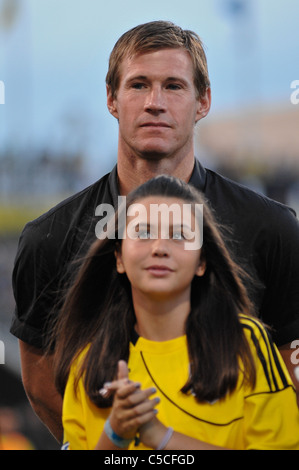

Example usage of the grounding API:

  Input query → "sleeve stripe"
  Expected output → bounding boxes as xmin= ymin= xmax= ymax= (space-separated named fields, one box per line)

xmin=240 ymin=316 xmax=289 ymax=392
xmin=242 ymin=324 xmax=273 ymax=390
xmin=267 ymin=332 xmax=289 ymax=389
xmin=245 ymin=317 xmax=289 ymax=388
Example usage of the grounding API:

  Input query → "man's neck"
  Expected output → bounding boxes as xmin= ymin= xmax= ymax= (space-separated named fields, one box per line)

xmin=117 ymin=152 xmax=195 ymax=196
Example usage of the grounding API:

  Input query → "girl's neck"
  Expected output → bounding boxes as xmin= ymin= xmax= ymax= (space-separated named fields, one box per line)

xmin=132 ymin=291 xmax=191 ymax=342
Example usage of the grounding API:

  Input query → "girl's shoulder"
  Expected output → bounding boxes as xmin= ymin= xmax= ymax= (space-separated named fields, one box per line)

xmin=68 ymin=345 xmax=91 ymax=378
xmin=238 ymin=314 xmax=275 ymax=359
xmin=239 ymin=314 xmax=270 ymax=341
xmin=239 ymin=314 xmax=294 ymax=393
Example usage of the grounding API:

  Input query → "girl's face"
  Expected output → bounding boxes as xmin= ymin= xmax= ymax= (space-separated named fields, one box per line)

xmin=115 ymin=196 xmax=206 ymax=302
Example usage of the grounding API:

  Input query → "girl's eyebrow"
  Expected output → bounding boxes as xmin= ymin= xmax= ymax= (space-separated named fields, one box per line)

xmin=129 ymin=222 xmax=152 ymax=233
xmin=134 ymin=221 xmax=150 ymax=228
xmin=171 ymin=222 xmax=193 ymax=231
xmin=134 ymin=222 xmax=193 ymax=231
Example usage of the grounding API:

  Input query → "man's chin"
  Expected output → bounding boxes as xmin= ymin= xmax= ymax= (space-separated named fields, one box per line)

xmin=138 ymin=148 xmax=170 ymax=161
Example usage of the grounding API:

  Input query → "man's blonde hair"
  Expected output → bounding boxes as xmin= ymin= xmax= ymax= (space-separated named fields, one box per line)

xmin=106 ymin=21 xmax=210 ymax=99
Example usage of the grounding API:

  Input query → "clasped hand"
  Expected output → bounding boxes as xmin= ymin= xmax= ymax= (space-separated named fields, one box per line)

xmin=102 ymin=360 xmax=166 ymax=448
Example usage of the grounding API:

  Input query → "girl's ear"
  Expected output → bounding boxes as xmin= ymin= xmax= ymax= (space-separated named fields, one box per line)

xmin=195 ymin=257 xmax=206 ymax=277
xmin=115 ymin=248 xmax=125 ymax=274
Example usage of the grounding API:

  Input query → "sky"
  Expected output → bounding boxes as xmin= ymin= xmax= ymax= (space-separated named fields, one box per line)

xmin=0 ymin=0 xmax=299 ymax=179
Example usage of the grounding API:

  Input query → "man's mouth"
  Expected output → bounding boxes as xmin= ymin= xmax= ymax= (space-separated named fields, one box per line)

xmin=141 ymin=122 xmax=170 ymax=128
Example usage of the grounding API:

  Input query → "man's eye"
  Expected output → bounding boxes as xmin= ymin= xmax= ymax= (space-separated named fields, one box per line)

xmin=167 ymin=84 xmax=182 ymax=90
xmin=132 ymin=83 xmax=146 ymax=90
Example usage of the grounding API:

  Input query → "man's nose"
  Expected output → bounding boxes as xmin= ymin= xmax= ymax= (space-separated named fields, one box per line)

xmin=144 ymin=86 xmax=166 ymax=113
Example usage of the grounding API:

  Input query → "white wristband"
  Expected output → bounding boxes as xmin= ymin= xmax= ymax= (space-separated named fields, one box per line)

xmin=156 ymin=427 xmax=174 ymax=450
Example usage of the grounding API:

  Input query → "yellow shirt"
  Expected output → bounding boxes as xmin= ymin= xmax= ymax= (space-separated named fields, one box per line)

xmin=62 ymin=315 xmax=299 ymax=450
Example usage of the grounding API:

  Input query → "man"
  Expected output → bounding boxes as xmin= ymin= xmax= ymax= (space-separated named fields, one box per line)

xmin=11 ymin=21 xmax=299 ymax=443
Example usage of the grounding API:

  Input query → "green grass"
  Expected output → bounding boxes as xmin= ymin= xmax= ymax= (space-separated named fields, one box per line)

xmin=0 ymin=204 xmax=50 ymax=235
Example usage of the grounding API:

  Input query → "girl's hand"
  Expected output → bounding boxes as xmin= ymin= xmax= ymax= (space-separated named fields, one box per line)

xmin=105 ymin=360 xmax=160 ymax=441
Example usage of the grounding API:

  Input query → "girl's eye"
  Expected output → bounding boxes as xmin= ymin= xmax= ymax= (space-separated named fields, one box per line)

xmin=172 ymin=231 xmax=184 ymax=240
xmin=138 ymin=230 xmax=151 ymax=239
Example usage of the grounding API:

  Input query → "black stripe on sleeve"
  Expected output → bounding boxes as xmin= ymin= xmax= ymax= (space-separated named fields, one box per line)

xmin=241 ymin=316 xmax=289 ymax=391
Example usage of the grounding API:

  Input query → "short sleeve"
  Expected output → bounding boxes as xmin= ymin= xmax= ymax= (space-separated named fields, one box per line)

xmin=10 ymin=219 xmax=70 ymax=349
xmin=262 ymin=206 xmax=299 ymax=345
xmin=241 ymin=317 xmax=299 ymax=450
xmin=10 ymin=172 xmax=115 ymax=350
xmin=204 ymin=168 xmax=299 ymax=346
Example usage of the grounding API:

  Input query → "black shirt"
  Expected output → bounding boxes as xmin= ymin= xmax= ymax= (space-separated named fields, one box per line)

xmin=10 ymin=160 xmax=299 ymax=348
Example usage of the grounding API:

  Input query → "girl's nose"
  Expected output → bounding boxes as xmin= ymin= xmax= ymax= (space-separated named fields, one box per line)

xmin=151 ymin=238 xmax=170 ymax=257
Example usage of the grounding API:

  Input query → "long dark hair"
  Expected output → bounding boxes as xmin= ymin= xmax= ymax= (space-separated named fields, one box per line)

xmin=52 ymin=175 xmax=257 ymax=406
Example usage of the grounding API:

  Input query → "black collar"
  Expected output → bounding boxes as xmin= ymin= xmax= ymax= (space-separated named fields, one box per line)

xmin=189 ymin=158 xmax=207 ymax=192
xmin=107 ymin=164 xmax=119 ymax=207
xmin=108 ymin=158 xmax=207 ymax=206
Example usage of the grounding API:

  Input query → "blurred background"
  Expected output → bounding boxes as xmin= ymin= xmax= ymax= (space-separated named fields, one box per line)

xmin=0 ymin=0 xmax=298 ymax=449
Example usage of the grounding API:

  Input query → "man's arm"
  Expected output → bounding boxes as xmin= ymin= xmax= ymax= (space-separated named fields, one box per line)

xmin=278 ymin=342 xmax=299 ymax=407
xmin=19 ymin=340 xmax=63 ymax=443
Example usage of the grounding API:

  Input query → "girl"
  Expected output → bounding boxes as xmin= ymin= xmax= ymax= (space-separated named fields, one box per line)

xmin=53 ymin=175 xmax=299 ymax=450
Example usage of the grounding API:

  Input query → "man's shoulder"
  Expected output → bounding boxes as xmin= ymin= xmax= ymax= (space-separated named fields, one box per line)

xmin=204 ymin=167 xmax=297 ymax=220
xmin=23 ymin=170 xmax=112 ymax=235
xmin=14 ymin=169 xmax=115 ymax=272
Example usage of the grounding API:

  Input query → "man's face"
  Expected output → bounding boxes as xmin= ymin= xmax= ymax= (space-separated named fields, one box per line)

xmin=107 ymin=48 xmax=210 ymax=161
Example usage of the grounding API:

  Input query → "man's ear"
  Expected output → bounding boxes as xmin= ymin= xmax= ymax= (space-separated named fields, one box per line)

xmin=195 ymin=87 xmax=211 ymax=123
xmin=107 ymin=85 xmax=119 ymax=119
xmin=115 ymin=248 xmax=125 ymax=274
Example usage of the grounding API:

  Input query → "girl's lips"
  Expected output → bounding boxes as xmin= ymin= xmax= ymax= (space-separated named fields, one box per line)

xmin=146 ymin=265 xmax=174 ymax=276
xmin=147 ymin=265 xmax=173 ymax=270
